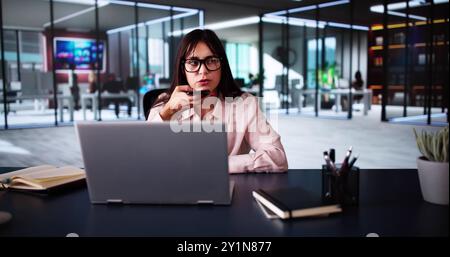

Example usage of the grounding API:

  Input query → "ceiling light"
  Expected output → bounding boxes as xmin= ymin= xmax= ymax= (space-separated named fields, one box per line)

xmin=370 ymin=0 xmax=449 ymax=20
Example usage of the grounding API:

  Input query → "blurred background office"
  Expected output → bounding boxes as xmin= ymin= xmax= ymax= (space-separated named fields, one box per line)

xmin=0 ymin=0 xmax=448 ymax=169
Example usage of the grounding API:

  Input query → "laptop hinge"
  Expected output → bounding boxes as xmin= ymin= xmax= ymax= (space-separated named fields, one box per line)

xmin=107 ymin=199 xmax=123 ymax=204
xmin=197 ymin=200 xmax=214 ymax=204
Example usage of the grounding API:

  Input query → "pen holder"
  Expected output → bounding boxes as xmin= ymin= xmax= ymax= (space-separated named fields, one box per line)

xmin=321 ymin=164 xmax=359 ymax=206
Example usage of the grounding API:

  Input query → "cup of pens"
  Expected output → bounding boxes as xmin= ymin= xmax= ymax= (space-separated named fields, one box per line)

xmin=321 ymin=147 xmax=360 ymax=207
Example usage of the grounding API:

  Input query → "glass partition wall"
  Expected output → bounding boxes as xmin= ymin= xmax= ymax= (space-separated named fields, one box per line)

xmin=376 ymin=0 xmax=449 ymax=125
xmin=261 ymin=21 xmax=285 ymax=111
xmin=221 ymin=24 xmax=259 ymax=91
xmin=1 ymin=0 xmax=50 ymax=128
xmin=213 ymin=0 xmax=446 ymax=124
xmin=2 ymin=0 xmax=447 ymax=129
xmin=262 ymin=0 xmax=369 ymax=118
xmin=53 ymin=0 xmax=96 ymax=123
xmin=0 ymin=0 xmax=202 ymax=129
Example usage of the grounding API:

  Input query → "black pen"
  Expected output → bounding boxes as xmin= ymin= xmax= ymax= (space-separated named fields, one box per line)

xmin=329 ymin=148 xmax=335 ymax=163
xmin=349 ymin=154 xmax=360 ymax=169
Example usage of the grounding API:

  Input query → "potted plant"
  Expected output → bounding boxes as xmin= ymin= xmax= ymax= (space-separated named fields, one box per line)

xmin=414 ymin=126 xmax=449 ymax=205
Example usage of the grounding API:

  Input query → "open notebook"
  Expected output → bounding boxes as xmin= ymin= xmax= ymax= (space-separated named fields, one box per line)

xmin=0 ymin=165 xmax=86 ymax=192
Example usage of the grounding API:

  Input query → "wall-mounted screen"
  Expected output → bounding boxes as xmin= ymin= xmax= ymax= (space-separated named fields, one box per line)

xmin=54 ymin=37 xmax=105 ymax=70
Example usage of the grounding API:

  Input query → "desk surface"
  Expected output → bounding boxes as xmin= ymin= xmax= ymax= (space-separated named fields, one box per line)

xmin=0 ymin=168 xmax=448 ymax=237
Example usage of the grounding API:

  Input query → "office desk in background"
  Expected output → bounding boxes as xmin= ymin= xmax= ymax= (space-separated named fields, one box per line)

xmin=0 ymin=168 xmax=447 ymax=237
xmin=0 ymin=94 xmax=74 ymax=122
xmin=81 ymin=91 xmax=138 ymax=120
xmin=298 ymin=89 xmax=372 ymax=115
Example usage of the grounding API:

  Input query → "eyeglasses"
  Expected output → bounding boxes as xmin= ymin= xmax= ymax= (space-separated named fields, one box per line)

xmin=182 ymin=56 xmax=222 ymax=73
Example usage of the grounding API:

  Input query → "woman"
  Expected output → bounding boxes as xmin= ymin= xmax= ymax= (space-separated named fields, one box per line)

xmin=147 ymin=29 xmax=288 ymax=173
xmin=69 ymin=63 xmax=80 ymax=110
xmin=352 ymin=71 xmax=364 ymax=103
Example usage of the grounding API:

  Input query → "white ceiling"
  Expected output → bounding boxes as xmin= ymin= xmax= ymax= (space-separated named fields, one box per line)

xmin=2 ymin=0 xmax=185 ymax=31
xmin=2 ymin=0 xmax=308 ymax=42
xmin=2 ymin=0 xmax=379 ymax=29
xmin=2 ymin=0 xmax=448 ymax=42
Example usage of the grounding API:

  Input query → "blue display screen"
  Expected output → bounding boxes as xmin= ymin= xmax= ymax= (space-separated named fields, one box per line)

xmin=54 ymin=38 xmax=104 ymax=70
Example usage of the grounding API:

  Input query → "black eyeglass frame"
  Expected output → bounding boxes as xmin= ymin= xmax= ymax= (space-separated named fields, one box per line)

xmin=182 ymin=56 xmax=223 ymax=73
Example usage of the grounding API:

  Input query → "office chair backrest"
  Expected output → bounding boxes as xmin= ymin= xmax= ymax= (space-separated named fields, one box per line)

xmin=20 ymin=70 xmax=39 ymax=96
xmin=290 ymin=79 xmax=300 ymax=89
xmin=125 ymin=76 xmax=139 ymax=91
xmin=143 ymin=88 xmax=167 ymax=120
xmin=103 ymin=80 xmax=123 ymax=93
xmin=39 ymin=72 xmax=54 ymax=94
xmin=275 ymin=75 xmax=288 ymax=94
xmin=234 ymin=78 xmax=245 ymax=88
xmin=338 ymin=78 xmax=349 ymax=89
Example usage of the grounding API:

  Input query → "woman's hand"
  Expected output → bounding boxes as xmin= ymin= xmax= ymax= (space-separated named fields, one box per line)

xmin=159 ymin=85 xmax=193 ymax=121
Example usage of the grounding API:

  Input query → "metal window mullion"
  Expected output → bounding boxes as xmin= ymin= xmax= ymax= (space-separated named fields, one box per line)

xmin=50 ymin=0 xmax=58 ymax=126
xmin=0 ymin=0 xmax=8 ymax=129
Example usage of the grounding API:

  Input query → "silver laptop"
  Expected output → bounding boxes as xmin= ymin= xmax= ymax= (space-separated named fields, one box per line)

xmin=75 ymin=121 xmax=234 ymax=205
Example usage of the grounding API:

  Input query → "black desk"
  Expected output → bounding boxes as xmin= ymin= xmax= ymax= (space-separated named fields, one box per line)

xmin=0 ymin=168 xmax=448 ymax=237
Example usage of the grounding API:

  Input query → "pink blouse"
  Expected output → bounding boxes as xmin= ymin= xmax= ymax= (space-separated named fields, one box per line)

xmin=147 ymin=92 xmax=288 ymax=173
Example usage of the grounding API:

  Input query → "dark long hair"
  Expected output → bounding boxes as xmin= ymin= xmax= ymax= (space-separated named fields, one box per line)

xmin=152 ymin=29 xmax=242 ymax=107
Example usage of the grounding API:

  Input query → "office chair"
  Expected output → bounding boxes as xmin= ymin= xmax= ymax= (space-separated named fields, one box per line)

xmin=234 ymin=78 xmax=245 ymax=88
xmin=125 ymin=76 xmax=140 ymax=91
xmin=143 ymin=88 xmax=167 ymax=120
xmin=275 ymin=75 xmax=289 ymax=109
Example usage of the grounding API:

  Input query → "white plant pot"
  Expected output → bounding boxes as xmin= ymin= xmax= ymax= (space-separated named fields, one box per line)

xmin=417 ymin=157 xmax=449 ymax=205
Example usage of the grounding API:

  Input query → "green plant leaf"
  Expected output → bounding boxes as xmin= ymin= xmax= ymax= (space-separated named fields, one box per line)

xmin=413 ymin=126 xmax=449 ymax=162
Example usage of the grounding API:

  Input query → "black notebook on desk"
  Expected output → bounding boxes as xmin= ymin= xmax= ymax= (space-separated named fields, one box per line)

xmin=252 ymin=187 xmax=342 ymax=220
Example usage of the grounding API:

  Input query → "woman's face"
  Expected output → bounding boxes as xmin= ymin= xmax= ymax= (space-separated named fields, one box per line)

xmin=184 ymin=41 xmax=221 ymax=94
